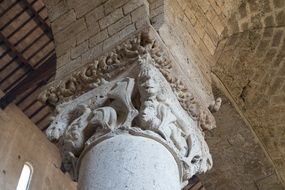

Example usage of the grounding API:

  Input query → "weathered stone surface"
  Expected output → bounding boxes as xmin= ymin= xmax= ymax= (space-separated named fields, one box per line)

xmin=51 ymin=10 xmax=76 ymax=34
xmin=99 ymin=8 xmax=124 ymax=29
xmin=54 ymin=18 xmax=87 ymax=44
xmin=78 ymin=135 xmax=181 ymax=190
xmin=107 ymin=15 xmax=132 ymax=36
xmin=200 ymin=87 xmax=284 ymax=190
xmin=89 ymin=29 xmax=109 ymax=48
xmin=213 ymin=25 xmax=285 ymax=185
xmin=71 ymin=41 xmax=89 ymax=59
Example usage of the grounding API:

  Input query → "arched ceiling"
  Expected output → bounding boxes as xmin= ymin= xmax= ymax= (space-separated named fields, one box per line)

xmin=213 ymin=0 xmax=285 ymax=183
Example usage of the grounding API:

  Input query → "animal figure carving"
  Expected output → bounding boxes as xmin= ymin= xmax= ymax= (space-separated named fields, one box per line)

xmin=46 ymin=78 xmax=138 ymax=142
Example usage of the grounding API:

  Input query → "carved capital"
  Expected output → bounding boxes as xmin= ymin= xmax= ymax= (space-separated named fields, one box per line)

xmin=43 ymin=31 xmax=216 ymax=187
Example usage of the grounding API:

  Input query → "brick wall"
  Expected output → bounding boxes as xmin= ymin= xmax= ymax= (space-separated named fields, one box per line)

xmin=212 ymin=0 xmax=285 ymax=185
xmin=157 ymin=0 xmax=285 ymax=186
xmin=200 ymin=86 xmax=284 ymax=190
xmin=45 ymin=0 xmax=150 ymax=81
xmin=223 ymin=0 xmax=285 ymax=37
xmin=155 ymin=0 xmax=232 ymax=104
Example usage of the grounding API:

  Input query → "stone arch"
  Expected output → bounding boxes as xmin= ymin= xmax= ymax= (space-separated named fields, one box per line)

xmin=212 ymin=0 xmax=285 ymax=184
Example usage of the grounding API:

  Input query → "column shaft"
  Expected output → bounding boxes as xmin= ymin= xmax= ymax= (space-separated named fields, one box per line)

xmin=78 ymin=134 xmax=181 ymax=190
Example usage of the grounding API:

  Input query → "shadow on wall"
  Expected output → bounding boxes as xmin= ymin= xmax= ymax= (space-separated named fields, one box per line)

xmin=199 ymin=85 xmax=284 ymax=190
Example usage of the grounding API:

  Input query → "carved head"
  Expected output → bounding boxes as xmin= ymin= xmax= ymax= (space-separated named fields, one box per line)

xmin=138 ymin=55 xmax=162 ymax=98
xmin=46 ymin=120 xmax=66 ymax=141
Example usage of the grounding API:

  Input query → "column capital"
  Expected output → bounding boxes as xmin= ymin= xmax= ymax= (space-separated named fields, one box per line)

xmin=42 ymin=30 xmax=216 ymax=188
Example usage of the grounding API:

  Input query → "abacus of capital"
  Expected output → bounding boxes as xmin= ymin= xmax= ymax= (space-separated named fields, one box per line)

xmin=39 ymin=31 xmax=217 ymax=190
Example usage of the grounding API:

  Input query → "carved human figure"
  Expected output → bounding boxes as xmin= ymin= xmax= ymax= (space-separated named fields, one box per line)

xmin=136 ymin=54 xmax=212 ymax=182
xmin=45 ymin=54 xmax=213 ymax=187
xmin=137 ymin=54 xmax=189 ymax=156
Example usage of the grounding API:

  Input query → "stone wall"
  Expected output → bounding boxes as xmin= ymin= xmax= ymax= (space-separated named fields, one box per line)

xmin=212 ymin=0 xmax=285 ymax=184
xmin=156 ymin=0 xmax=243 ymax=104
xmin=200 ymin=84 xmax=284 ymax=190
xmin=0 ymin=92 xmax=76 ymax=190
xmin=157 ymin=0 xmax=285 ymax=185
xmin=45 ymin=0 xmax=150 ymax=81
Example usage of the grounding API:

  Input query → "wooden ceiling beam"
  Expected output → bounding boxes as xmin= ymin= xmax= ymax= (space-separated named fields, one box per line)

xmin=0 ymin=1 xmax=18 ymax=18
xmin=18 ymin=0 xmax=53 ymax=40
xmin=0 ymin=53 xmax=56 ymax=109
xmin=0 ymin=32 xmax=34 ymax=71
xmin=4 ymin=48 xmax=55 ymax=91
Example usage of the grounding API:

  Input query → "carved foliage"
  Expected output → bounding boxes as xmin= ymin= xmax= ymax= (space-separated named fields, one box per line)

xmin=46 ymin=56 xmax=213 ymax=187
xmin=39 ymin=32 xmax=215 ymax=130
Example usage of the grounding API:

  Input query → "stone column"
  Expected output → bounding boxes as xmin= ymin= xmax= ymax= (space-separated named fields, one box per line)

xmin=78 ymin=134 xmax=180 ymax=190
xmin=40 ymin=31 xmax=217 ymax=189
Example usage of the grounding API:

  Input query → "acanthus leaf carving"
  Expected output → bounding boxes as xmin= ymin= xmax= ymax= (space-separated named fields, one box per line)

xmin=43 ymin=31 xmax=217 ymax=188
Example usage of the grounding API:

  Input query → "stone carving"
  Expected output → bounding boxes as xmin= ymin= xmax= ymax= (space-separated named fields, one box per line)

xmin=45 ymin=52 xmax=213 ymax=188
xmin=208 ymin=97 xmax=222 ymax=113
xmin=39 ymin=31 xmax=216 ymax=131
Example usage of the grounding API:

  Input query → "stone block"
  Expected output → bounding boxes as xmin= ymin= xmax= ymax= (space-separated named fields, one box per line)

xmin=103 ymin=24 xmax=135 ymax=50
xmin=131 ymin=5 xmax=149 ymax=22
xmin=150 ymin=13 xmax=163 ymax=29
xmin=205 ymin=21 xmax=219 ymax=45
xmin=273 ymin=0 xmax=285 ymax=8
xmin=185 ymin=20 xmax=201 ymax=45
xmin=203 ymin=33 xmax=216 ymax=55
xmin=149 ymin=0 xmax=163 ymax=9
xmin=272 ymin=30 xmax=283 ymax=47
xmin=85 ymin=5 xmax=105 ymax=27
xmin=99 ymin=8 xmax=124 ymax=29
xmin=68 ymin=0 xmax=106 ymax=18
xmin=278 ymin=61 xmax=285 ymax=75
xmin=56 ymin=56 xmax=82 ymax=80
xmin=89 ymin=30 xmax=109 ymax=48
xmin=108 ymin=15 xmax=132 ymax=36
xmin=86 ymin=21 xmax=101 ymax=38
xmin=135 ymin=17 xmax=150 ymax=29
xmin=198 ymin=0 xmax=210 ymax=13
xmin=47 ymin=0 xmax=69 ymax=22
xmin=205 ymin=6 xmax=216 ymax=20
xmin=194 ymin=21 xmax=205 ymax=39
xmin=276 ymin=10 xmax=285 ymax=26
xmin=185 ymin=6 xmax=197 ymax=25
xmin=76 ymin=29 xmax=90 ymax=45
xmin=176 ymin=0 xmax=187 ymax=10
xmin=54 ymin=18 xmax=87 ymax=44
xmin=238 ymin=2 xmax=247 ymax=19
xmin=57 ymin=51 xmax=71 ymax=69
xmin=71 ymin=40 xmax=89 ymax=59
xmin=267 ymin=77 xmax=284 ymax=95
xmin=248 ymin=0 xmax=259 ymax=12
xmin=51 ymin=10 xmax=76 ymax=34
xmin=208 ymin=0 xmax=221 ymax=15
xmin=255 ymin=173 xmax=284 ymax=190
xmin=212 ymin=15 xmax=224 ymax=35
xmin=82 ymin=43 xmax=103 ymax=61
xmin=123 ymin=0 xmax=145 ymax=14
xmin=271 ymin=95 xmax=285 ymax=105
xmin=55 ymin=38 xmax=76 ymax=57
xmin=150 ymin=4 xmax=163 ymax=18
xmin=104 ymin=0 xmax=129 ymax=15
